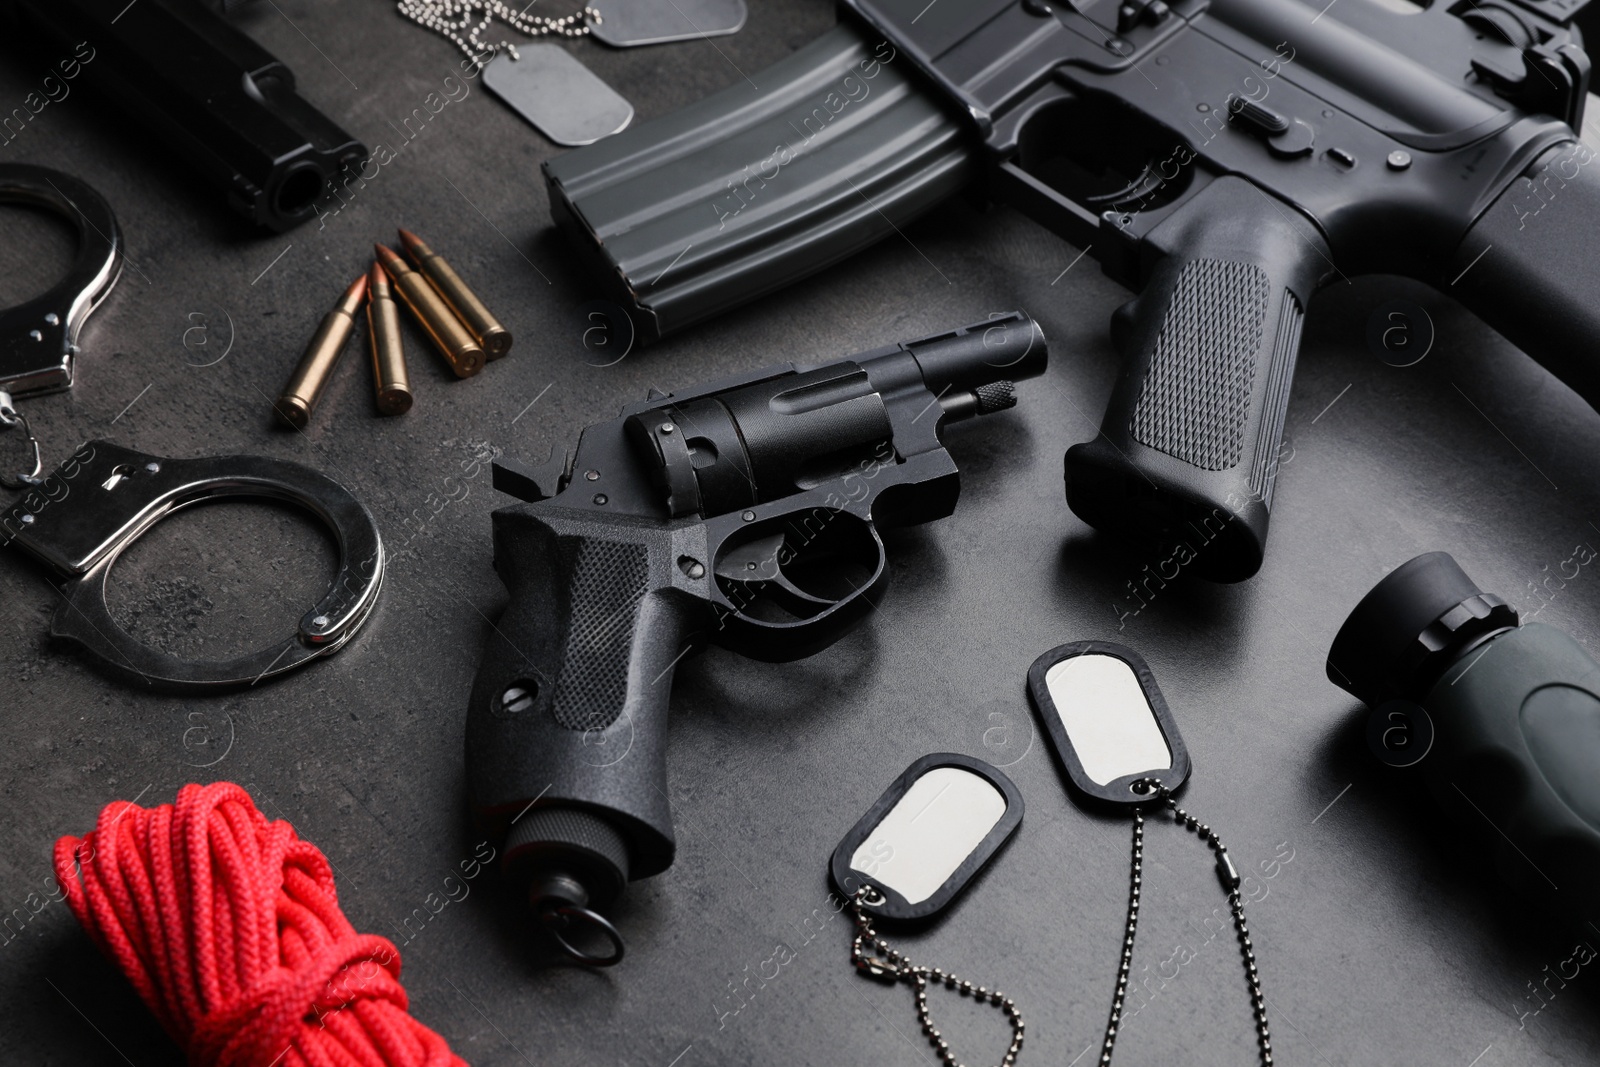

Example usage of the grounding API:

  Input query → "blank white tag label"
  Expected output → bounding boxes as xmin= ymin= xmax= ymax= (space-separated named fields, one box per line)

xmin=1045 ymin=654 xmax=1172 ymax=786
xmin=850 ymin=766 xmax=1007 ymax=905
xmin=483 ymin=48 xmax=633 ymax=146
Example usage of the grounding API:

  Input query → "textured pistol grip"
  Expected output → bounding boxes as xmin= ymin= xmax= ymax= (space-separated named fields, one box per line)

xmin=1066 ymin=177 xmax=1330 ymax=582
xmin=464 ymin=509 xmax=696 ymax=880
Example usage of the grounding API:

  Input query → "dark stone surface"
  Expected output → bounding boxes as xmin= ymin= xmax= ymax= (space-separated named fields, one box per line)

xmin=3 ymin=3 xmax=1600 ymax=1065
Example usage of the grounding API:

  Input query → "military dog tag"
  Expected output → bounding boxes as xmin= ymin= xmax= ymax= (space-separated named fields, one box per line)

xmin=830 ymin=753 xmax=1022 ymax=921
xmin=1027 ymin=641 xmax=1191 ymax=806
xmin=483 ymin=48 xmax=633 ymax=146
xmin=1028 ymin=644 xmax=1276 ymax=1066
xmin=590 ymin=0 xmax=745 ymax=47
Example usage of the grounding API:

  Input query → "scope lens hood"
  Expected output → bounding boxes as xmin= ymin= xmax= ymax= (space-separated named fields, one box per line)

xmin=1327 ymin=551 xmax=1518 ymax=707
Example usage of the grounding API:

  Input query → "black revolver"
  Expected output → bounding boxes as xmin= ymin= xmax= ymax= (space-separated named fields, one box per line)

xmin=465 ymin=313 xmax=1045 ymax=962
xmin=546 ymin=0 xmax=1599 ymax=581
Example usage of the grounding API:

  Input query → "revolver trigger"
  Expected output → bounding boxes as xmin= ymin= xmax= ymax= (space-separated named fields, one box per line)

xmin=715 ymin=532 xmax=786 ymax=581
xmin=764 ymin=572 xmax=837 ymax=614
xmin=711 ymin=510 xmax=883 ymax=625
xmin=716 ymin=534 xmax=828 ymax=602
xmin=715 ymin=532 xmax=845 ymax=615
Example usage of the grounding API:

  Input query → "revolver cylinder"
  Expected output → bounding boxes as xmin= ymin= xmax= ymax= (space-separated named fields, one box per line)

xmin=624 ymin=315 xmax=1047 ymax=519
xmin=625 ymin=365 xmax=892 ymax=519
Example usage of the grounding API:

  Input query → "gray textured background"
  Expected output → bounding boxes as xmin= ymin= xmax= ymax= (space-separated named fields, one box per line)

xmin=4 ymin=1 xmax=1600 ymax=1064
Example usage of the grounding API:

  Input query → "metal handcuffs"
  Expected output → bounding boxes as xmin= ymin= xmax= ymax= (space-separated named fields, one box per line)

xmin=1 ymin=441 xmax=384 ymax=690
xmin=0 ymin=166 xmax=383 ymax=688
xmin=0 ymin=163 xmax=123 ymax=489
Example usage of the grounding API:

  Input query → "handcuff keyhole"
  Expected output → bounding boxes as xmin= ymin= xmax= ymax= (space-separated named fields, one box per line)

xmin=101 ymin=464 xmax=138 ymax=490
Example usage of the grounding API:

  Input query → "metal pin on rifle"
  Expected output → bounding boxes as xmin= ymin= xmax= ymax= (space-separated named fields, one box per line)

xmin=374 ymin=244 xmax=484 ymax=379
xmin=367 ymin=262 xmax=413 ymax=416
xmin=274 ymin=273 xmax=367 ymax=430
xmin=398 ymin=228 xmax=512 ymax=359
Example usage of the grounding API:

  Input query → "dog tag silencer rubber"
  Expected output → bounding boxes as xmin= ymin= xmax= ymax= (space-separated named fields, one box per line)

xmin=482 ymin=48 xmax=633 ymax=146
xmin=829 ymin=753 xmax=1023 ymax=922
xmin=1028 ymin=641 xmax=1191 ymax=806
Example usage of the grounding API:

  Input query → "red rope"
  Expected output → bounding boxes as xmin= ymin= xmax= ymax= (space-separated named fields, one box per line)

xmin=53 ymin=781 xmax=469 ymax=1067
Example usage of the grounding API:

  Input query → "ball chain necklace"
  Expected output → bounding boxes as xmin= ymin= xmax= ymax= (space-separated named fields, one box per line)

xmin=847 ymin=779 xmax=1273 ymax=1067
xmin=834 ymin=645 xmax=1281 ymax=1067
xmin=394 ymin=0 xmax=601 ymax=68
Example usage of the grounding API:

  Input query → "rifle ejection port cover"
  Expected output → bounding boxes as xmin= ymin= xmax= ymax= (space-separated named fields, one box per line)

xmin=830 ymin=753 xmax=1023 ymax=922
xmin=1028 ymin=641 xmax=1192 ymax=806
xmin=482 ymin=48 xmax=633 ymax=147
xmin=589 ymin=0 xmax=746 ymax=47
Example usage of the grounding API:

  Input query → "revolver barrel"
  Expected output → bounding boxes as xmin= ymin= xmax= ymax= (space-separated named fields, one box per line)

xmin=882 ymin=312 xmax=1048 ymax=401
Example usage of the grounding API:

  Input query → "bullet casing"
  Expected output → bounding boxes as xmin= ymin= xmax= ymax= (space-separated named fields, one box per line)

xmin=414 ymin=253 xmax=512 ymax=358
xmin=275 ymin=279 xmax=365 ymax=429
xmin=368 ymin=270 xmax=412 ymax=416
xmin=392 ymin=270 xmax=484 ymax=378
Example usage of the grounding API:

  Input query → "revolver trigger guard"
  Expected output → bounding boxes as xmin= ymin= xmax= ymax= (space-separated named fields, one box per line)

xmin=707 ymin=509 xmax=889 ymax=650
xmin=3 ymin=440 xmax=382 ymax=691
xmin=0 ymin=164 xmax=122 ymax=399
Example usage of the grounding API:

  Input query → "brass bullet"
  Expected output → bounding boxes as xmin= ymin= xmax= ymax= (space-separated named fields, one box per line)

xmin=367 ymin=261 xmax=413 ymax=416
xmin=275 ymin=273 xmax=367 ymax=430
xmin=398 ymin=228 xmax=513 ymax=359
xmin=375 ymin=243 xmax=484 ymax=378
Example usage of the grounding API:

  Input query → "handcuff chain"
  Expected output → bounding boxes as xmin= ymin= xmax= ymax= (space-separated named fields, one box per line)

xmin=849 ymin=884 xmax=1025 ymax=1067
xmin=0 ymin=390 xmax=44 ymax=491
xmin=1101 ymin=779 xmax=1273 ymax=1066
xmin=395 ymin=0 xmax=601 ymax=68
